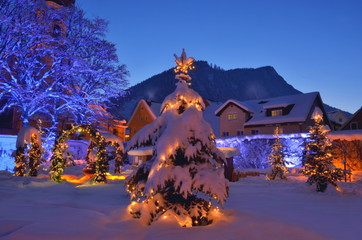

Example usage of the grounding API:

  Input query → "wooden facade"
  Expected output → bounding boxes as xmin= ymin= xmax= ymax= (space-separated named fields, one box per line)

xmin=341 ymin=107 xmax=362 ymax=130
xmin=127 ymin=100 xmax=160 ymax=140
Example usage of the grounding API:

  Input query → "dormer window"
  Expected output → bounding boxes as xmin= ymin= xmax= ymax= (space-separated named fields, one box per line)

xmin=271 ymin=109 xmax=283 ymax=116
xmin=264 ymin=104 xmax=294 ymax=117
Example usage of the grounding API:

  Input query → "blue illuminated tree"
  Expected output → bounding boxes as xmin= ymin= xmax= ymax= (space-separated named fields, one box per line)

xmin=47 ymin=6 xmax=128 ymax=138
xmin=0 ymin=0 xmax=70 ymax=127
xmin=0 ymin=0 xmax=128 ymax=139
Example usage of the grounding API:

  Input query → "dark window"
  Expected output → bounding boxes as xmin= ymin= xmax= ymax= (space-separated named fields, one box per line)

xmin=237 ymin=131 xmax=243 ymax=136
xmin=223 ymin=132 xmax=229 ymax=137
xmin=351 ymin=122 xmax=358 ymax=130
xmin=251 ymin=130 xmax=259 ymax=135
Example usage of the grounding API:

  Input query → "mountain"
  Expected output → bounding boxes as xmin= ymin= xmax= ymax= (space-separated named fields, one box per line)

xmin=110 ymin=61 xmax=349 ymax=120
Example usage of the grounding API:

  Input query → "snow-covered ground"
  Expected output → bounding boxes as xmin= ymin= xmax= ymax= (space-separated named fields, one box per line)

xmin=1 ymin=166 xmax=362 ymax=240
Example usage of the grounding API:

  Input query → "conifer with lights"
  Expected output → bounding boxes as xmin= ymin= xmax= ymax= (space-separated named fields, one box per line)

xmin=267 ymin=127 xmax=288 ymax=180
xmin=125 ymin=50 xmax=229 ymax=227
xmin=302 ymin=108 xmax=346 ymax=192
xmin=28 ymin=134 xmax=42 ymax=177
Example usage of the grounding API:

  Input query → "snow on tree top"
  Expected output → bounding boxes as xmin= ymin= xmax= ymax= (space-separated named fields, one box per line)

xmin=16 ymin=127 xmax=42 ymax=148
xmin=161 ymin=80 xmax=205 ymax=113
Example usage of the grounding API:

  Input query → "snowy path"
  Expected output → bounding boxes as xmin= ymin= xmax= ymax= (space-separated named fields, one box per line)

xmin=0 ymin=171 xmax=361 ymax=240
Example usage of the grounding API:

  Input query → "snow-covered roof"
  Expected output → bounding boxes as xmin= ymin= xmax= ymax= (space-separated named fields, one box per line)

xmin=262 ymin=100 xmax=293 ymax=109
xmin=327 ymin=110 xmax=348 ymax=124
xmin=214 ymin=100 xmax=255 ymax=115
xmin=127 ymin=146 xmax=153 ymax=156
xmin=215 ymin=92 xmax=320 ymax=126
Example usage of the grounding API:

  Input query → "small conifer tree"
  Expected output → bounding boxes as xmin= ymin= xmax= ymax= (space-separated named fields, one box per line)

xmin=267 ymin=127 xmax=288 ymax=180
xmin=28 ymin=134 xmax=42 ymax=176
xmin=302 ymin=108 xmax=346 ymax=192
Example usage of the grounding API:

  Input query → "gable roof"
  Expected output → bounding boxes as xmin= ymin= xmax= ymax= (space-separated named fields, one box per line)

xmin=341 ymin=106 xmax=362 ymax=129
xmin=215 ymin=100 xmax=255 ymax=116
xmin=215 ymin=92 xmax=321 ymax=126
xmin=128 ymin=100 xmax=161 ymax=124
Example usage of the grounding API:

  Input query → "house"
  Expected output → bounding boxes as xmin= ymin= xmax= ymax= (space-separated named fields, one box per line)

xmin=215 ymin=92 xmax=330 ymax=136
xmin=341 ymin=107 xmax=362 ymax=130
xmin=126 ymin=98 xmax=222 ymax=140
xmin=327 ymin=110 xmax=349 ymax=130
xmin=127 ymin=100 xmax=162 ymax=140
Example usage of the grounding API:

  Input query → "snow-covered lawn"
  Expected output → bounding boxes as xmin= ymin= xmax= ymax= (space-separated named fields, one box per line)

xmin=1 ymin=167 xmax=362 ymax=240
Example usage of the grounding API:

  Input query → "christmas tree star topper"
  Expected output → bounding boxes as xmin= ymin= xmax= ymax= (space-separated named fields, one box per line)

xmin=174 ymin=48 xmax=195 ymax=75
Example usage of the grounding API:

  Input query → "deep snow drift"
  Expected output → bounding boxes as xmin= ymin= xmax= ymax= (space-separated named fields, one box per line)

xmin=0 ymin=166 xmax=362 ymax=240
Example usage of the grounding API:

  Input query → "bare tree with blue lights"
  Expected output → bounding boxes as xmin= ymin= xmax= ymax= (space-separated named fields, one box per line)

xmin=0 ymin=0 xmax=128 ymax=140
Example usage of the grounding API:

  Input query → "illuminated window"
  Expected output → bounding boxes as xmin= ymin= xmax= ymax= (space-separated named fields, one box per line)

xmin=271 ymin=109 xmax=283 ymax=116
xmin=227 ymin=113 xmax=237 ymax=120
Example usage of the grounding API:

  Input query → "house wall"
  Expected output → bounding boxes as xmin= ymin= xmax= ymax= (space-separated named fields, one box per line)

xmin=128 ymin=101 xmax=155 ymax=139
xmin=245 ymin=124 xmax=306 ymax=135
xmin=342 ymin=108 xmax=362 ymax=130
xmin=219 ymin=103 xmax=250 ymax=137
xmin=0 ymin=107 xmax=21 ymax=135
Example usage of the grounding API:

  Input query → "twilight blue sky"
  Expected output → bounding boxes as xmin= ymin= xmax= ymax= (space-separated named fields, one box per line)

xmin=77 ymin=0 xmax=362 ymax=113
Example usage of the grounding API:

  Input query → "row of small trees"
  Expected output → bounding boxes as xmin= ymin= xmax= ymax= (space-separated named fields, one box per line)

xmin=12 ymin=125 xmax=124 ymax=184
xmin=267 ymin=110 xmax=349 ymax=192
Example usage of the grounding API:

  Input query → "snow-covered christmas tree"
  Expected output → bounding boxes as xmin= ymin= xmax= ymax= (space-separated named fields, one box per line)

xmin=266 ymin=127 xmax=288 ymax=180
xmin=302 ymin=107 xmax=346 ymax=192
xmin=125 ymin=49 xmax=229 ymax=227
